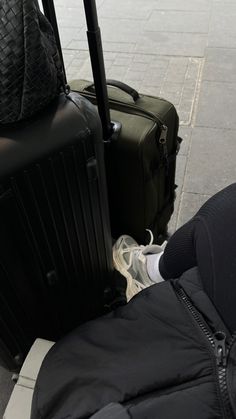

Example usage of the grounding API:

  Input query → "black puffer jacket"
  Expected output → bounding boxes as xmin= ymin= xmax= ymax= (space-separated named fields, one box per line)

xmin=31 ymin=268 xmax=236 ymax=419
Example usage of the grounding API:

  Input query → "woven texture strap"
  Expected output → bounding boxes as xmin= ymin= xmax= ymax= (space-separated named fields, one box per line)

xmin=0 ymin=0 xmax=63 ymax=124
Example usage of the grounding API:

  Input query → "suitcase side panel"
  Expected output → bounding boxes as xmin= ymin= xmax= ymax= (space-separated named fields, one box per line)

xmin=0 ymin=137 xmax=111 ymax=369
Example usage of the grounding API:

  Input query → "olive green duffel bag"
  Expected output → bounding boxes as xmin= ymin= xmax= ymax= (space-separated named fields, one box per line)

xmin=71 ymin=79 xmax=181 ymax=244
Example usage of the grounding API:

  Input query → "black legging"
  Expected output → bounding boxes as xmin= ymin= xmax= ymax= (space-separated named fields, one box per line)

xmin=159 ymin=183 xmax=236 ymax=333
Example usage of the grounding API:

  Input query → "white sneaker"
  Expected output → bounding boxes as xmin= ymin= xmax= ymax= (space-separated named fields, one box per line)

xmin=113 ymin=231 xmax=165 ymax=301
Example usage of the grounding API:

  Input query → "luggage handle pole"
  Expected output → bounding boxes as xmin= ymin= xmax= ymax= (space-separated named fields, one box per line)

xmin=83 ymin=0 xmax=118 ymax=142
xmin=41 ymin=0 xmax=67 ymax=85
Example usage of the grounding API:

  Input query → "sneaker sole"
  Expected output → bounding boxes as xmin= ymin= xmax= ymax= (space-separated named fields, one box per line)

xmin=113 ymin=247 xmax=140 ymax=302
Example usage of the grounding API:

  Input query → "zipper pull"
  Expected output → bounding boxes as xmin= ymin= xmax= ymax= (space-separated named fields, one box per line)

xmin=159 ymin=125 xmax=169 ymax=174
xmin=214 ymin=331 xmax=227 ymax=367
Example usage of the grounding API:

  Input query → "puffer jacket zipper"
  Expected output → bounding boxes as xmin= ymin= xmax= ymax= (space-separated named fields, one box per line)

xmin=176 ymin=287 xmax=234 ymax=419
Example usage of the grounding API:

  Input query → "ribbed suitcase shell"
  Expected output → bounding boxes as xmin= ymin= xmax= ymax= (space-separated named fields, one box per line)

xmin=0 ymin=92 xmax=112 ymax=370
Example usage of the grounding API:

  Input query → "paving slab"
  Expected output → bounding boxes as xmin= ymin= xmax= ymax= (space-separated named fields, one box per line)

xmin=78 ymin=18 xmax=145 ymax=44
xmin=209 ymin=3 xmax=236 ymax=48
xmin=53 ymin=0 xmax=105 ymax=6
xmin=98 ymin=0 xmax=157 ymax=20
xmin=135 ymin=32 xmax=207 ymax=57
xmin=184 ymin=127 xmax=236 ymax=195
xmin=208 ymin=33 xmax=236 ymax=50
xmin=59 ymin=28 xmax=82 ymax=49
xmin=177 ymin=192 xmax=211 ymax=228
xmin=196 ymin=81 xmax=236 ymax=129
xmin=211 ymin=2 xmax=236 ymax=15
xmin=168 ymin=155 xmax=187 ymax=234
xmin=178 ymin=126 xmax=193 ymax=156
xmin=155 ymin=0 xmax=211 ymax=12
xmin=145 ymin=11 xmax=210 ymax=34
xmin=203 ymin=48 xmax=236 ymax=83
xmin=55 ymin=6 xmax=86 ymax=29
xmin=170 ymin=128 xmax=194 ymax=234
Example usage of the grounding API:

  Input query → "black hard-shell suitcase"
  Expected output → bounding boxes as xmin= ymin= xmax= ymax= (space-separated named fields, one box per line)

xmin=0 ymin=92 xmax=113 ymax=370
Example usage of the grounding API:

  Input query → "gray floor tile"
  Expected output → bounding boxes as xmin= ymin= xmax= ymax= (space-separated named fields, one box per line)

xmin=203 ymin=48 xmax=236 ymax=83
xmin=103 ymin=43 xmax=137 ymax=54
xmin=53 ymin=0 xmax=104 ymax=7
xmin=168 ymin=204 xmax=178 ymax=235
xmin=209 ymin=3 xmax=236 ymax=48
xmin=184 ymin=127 xmax=236 ymax=195
xmin=155 ymin=0 xmax=211 ymax=11
xmin=98 ymin=0 xmax=157 ymax=20
xmin=55 ymin=6 xmax=86 ymax=29
xmin=59 ymin=28 xmax=82 ymax=49
xmin=177 ymin=192 xmax=211 ymax=228
xmin=210 ymin=3 xmax=236 ymax=27
xmin=107 ymin=66 xmax=128 ymax=81
xmin=168 ymin=155 xmax=187 ymax=233
xmin=68 ymin=39 xmax=136 ymax=54
xmin=79 ymin=18 xmax=145 ymax=44
xmin=178 ymin=126 xmax=193 ymax=156
xmin=176 ymin=155 xmax=188 ymax=195
xmin=208 ymin=33 xmax=236 ymax=49
xmin=97 ymin=0 xmax=107 ymax=7
xmin=145 ymin=10 xmax=209 ymax=33
xmin=135 ymin=32 xmax=207 ymax=57
xmin=212 ymin=0 xmax=236 ymax=3
xmin=196 ymin=81 xmax=236 ymax=129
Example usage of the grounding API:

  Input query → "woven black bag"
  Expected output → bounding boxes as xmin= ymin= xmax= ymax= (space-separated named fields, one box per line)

xmin=0 ymin=0 xmax=63 ymax=124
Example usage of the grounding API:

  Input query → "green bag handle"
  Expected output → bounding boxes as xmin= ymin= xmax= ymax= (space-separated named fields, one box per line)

xmin=86 ymin=79 xmax=140 ymax=102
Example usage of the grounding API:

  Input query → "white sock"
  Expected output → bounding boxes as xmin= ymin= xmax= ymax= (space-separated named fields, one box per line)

xmin=146 ymin=252 xmax=164 ymax=283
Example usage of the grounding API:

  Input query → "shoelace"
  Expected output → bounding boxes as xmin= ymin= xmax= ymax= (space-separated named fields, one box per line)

xmin=133 ymin=280 xmax=146 ymax=292
xmin=121 ymin=229 xmax=154 ymax=271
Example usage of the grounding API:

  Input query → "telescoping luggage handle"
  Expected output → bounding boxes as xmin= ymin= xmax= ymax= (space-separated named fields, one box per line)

xmin=42 ymin=0 xmax=120 ymax=142
xmin=83 ymin=0 xmax=121 ymax=142
xmin=83 ymin=0 xmax=113 ymax=141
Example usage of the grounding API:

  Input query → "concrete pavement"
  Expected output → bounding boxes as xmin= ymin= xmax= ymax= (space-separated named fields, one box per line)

xmin=1 ymin=0 xmax=236 ymax=415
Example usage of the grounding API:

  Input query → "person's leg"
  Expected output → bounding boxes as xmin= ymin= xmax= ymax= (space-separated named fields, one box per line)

xmin=159 ymin=183 xmax=236 ymax=332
